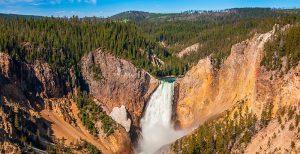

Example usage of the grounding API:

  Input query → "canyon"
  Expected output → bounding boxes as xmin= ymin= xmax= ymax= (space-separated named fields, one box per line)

xmin=0 ymin=48 xmax=159 ymax=153
xmin=1 ymin=23 xmax=300 ymax=153
xmin=175 ymin=25 xmax=300 ymax=128
xmin=173 ymin=25 xmax=300 ymax=153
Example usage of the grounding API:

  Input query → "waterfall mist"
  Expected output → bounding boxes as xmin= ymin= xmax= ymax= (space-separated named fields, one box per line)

xmin=138 ymin=79 xmax=188 ymax=154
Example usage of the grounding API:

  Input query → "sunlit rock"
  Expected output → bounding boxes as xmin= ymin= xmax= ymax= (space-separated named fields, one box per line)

xmin=110 ymin=105 xmax=131 ymax=132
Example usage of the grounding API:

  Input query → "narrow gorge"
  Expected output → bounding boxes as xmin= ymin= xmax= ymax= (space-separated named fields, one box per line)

xmin=138 ymin=24 xmax=300 ymax=153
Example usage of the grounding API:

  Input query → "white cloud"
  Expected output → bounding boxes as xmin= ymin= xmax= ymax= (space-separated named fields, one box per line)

xmin=0 ymin=0 xmax=35 ymax=3
xmin=0 ymin=0 xmax=96 ymax=4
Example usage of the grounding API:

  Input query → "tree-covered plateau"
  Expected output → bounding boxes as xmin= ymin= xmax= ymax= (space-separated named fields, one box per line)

xmin=0 ymin=16 xmax=186 ymax=77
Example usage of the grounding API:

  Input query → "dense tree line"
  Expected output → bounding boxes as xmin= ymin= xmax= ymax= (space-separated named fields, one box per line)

xmin=1 ymin=8 xmax=299 ymax=77
xmin=0 ymin=16 xmax=186 ymax=77
xmin=263 ymin=24 xmax=300 ymax=71
xmin=138 ymin=8 xmax=300 ymax=68
xmin=75 ymin=89 xmax=116 ymax=136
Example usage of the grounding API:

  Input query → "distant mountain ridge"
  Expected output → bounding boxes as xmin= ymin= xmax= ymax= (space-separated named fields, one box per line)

xmin=1 ymin=7 xmax=300 ymax=21
xmin=109 ymin=8 xmax=294 ymax=22
xmin=109 ymin=11 xmax=153 ymax=21
xmin=0 ymin=13 xmax=43 ymax=19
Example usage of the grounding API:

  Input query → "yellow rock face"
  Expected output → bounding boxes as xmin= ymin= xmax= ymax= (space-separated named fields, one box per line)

xmin=175 ymin=26 xmax=300 ymax=129
xmin=175 ymin=57 xmax=214 ymax=128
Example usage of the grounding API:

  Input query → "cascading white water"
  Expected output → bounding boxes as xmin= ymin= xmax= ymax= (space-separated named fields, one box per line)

xmin=139 ymin=79 xmax=187 ymax=154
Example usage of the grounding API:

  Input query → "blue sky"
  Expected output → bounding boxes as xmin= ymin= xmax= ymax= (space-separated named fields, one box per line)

xmin=0 ymin=0 xmax=300 ymax=17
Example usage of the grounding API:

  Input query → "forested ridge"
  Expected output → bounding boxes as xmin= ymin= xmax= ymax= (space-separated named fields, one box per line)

xmin=136 ymin=8 xmax=300 ymax=68
xmin=263 ymin=24 xmax=300 ymax=71
xmin=0 ymin=16 xmax=186 ymax=78
xmin=1 ymin=8 xmax=300 ymax=78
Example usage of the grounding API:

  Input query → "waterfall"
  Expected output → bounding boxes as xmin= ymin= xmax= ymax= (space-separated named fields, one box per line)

xmin=138 ymin=79 xmax=186 ymax=154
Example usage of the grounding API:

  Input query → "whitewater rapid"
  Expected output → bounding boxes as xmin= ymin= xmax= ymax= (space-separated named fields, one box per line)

xmin=139 ymin=79 xmax=187 ymax=154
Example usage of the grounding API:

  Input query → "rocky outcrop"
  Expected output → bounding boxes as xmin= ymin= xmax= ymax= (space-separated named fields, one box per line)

xmin=33 ymin=62 xmax=64 ymax=98
xmin=0 ymin=52 xmax=40 ymax=98
xmin=109 ymin=105 xmax=131 ymax=132
xmin=175 ymin=25 xmax=300 ymax=128
xmin=81 ymin=49 xmax=159 ymax=128
xmin=176 ymin=43 xmax=201 ymax=58
xmin=174 ymin=57 xmax=214 ymax=128
xmin=44 ymin=98 xmax=77 ymax=126
xmin=147 ymin=53 xmax=164 ymax=67
xmin=0 ymin=53 xmax=10 ymax=77
xmin=0 ymin=141 xmax=20 ymax=153
xmin=98 ymin=127 xmax=133 ymax=153
xmin=0 ymin=52 xmax=64 ymax=99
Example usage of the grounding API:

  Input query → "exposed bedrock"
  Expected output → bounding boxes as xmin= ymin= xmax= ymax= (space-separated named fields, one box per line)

xmin=175 ymin=25 xmax=300 ymax=129
xmin=80 ymin=49 xmax=159 ymax=130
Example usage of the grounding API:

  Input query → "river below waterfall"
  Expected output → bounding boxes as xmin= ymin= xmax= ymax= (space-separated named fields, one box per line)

xmin=138 ymin=78 xmax=187 ymax=154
